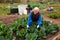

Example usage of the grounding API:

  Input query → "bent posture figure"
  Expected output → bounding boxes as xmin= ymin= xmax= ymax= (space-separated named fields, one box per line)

xmin=27 ymin=7 xmax=42 ymax=28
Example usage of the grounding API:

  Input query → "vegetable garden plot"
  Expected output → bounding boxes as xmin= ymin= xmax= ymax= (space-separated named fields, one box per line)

xmin=48 ymin=12 xmax=60 ymax=19
xmin=44 ymin=12 xmax=60 ymax=19
xmin=0 ymin=16 xmax=60 ymax=40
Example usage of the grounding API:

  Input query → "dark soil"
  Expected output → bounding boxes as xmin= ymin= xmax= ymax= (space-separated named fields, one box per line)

xmin=0 ymin=14 xmax=19 ymax=26
xmin=13 ymin=30 xmax=17 ymax=36
xmin=18 ymin=25 xmax=23 ymax=30
xmin=16 ymin=36 xmax=20 ymax=40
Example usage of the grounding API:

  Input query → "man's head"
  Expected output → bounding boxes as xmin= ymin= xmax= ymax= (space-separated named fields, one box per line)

xmin=28 ymin=4 xmax=30 ymax=7
xmin=32 ymin=7 xmax=40 ymax=14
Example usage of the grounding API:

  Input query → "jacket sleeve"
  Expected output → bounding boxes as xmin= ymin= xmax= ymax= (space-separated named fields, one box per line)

xmin=27 ymin=12 xmax=32 ymax=26
xmin=37 ymin=14 xmax=42 ymax=26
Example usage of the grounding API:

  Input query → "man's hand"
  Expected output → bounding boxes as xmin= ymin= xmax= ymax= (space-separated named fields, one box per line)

xmin=27 ymin=25 xmax=30 ymax=31
xmin=37 ymin=25 xmax=39 ymax=28
xmin=27 ymin=25 xmax=29 ymax=29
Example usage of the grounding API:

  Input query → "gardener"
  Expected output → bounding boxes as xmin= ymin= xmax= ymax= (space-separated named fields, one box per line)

xmin=26 ymin=4 xmax=32 ymax=14
xmin=47 ymin=6 xmax=54 ymax=11
xmin=27 ymin=7 xmax=42 ymax=29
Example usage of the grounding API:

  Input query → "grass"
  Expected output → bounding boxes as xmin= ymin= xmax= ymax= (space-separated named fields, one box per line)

xmin=27 ymin=2 xmax=46 ymax=9
xmin=0 ymin=2 xmax=60 ymax=16
xmin=0 ymin=3 xmax=10 ymax=16
xmin=0 ymin=3 xmax=19 ymax=16
xmin=0 ymin=8 xmax=10 ymax=16
xmin=48 ymin=2 xmax=60 ymax=6
xmin=10 ymin=3 xmax=20 ymax=8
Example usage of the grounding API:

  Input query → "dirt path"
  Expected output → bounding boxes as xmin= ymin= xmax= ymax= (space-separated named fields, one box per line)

xmin=43 ymin=14 xmax=60 ymax=26
xmin=46 ymin=32 xmax=60 ymax=40
xmin=0 ymin=14 xmax=19 ymax=25
xmin=0 ymin=14 xmax=60 ymax=26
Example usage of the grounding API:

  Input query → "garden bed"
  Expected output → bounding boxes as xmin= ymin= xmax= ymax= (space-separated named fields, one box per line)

xmin=47 ymin=12 xmax=60 ymax=19
xmin=0 ymin=15 xmax=60 ymax=40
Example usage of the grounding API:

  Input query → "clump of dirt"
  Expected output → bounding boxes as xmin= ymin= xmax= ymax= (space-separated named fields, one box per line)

xmin=18 ymin=25 xmax=23 ymax=30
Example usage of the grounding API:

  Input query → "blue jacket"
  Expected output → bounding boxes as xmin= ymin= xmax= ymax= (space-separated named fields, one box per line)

xmin=27 ymin=12 xmax=42 ymax=26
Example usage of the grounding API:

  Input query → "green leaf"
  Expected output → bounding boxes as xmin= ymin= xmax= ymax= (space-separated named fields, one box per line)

xmin=25 ymin=33 xmax=38 ymax=40
xmin=38 ymin=27 xmax=47 ymax=38
xmin=17 ymin=28 xmax=26 ymax=37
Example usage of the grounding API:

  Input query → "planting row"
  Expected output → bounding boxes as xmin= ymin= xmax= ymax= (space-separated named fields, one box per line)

xmin=47 ymin=12 xmax=60 ymax=19
xmin=0 ymin=16 xmax=60 ymax=40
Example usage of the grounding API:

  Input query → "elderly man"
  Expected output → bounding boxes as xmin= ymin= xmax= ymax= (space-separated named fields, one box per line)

xmin=27 ymin=7 xmax=42 ymax=29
